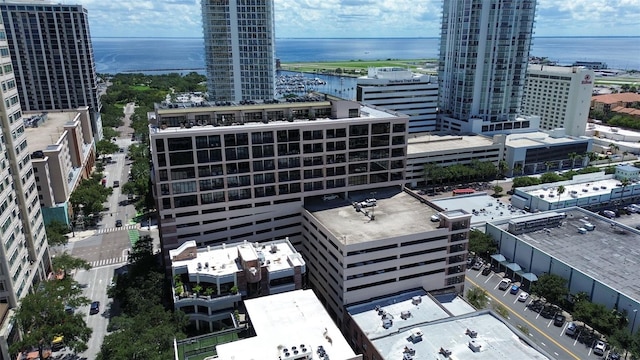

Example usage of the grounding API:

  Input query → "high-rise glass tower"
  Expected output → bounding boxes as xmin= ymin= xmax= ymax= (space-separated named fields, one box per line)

xmin=201 ymin=0 xmax=276 ymax=102
xmin=0 ymin=16 xmax=49 ymax=360
xmin=0 ymin=1 xmax=103 ymax=140
xmin=438 ymin=0 xmax=537 ymax=134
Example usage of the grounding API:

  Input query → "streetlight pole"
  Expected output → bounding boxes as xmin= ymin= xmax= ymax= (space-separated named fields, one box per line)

xmin=633 ymin=309 xmax=638 ymax=333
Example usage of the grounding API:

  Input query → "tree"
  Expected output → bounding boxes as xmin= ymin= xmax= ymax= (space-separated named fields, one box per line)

xmin=513 ymin=163 xmax=523 ymax=177
xmin=585 ymin=151 xmax=599 ymax=165
xmin=573 ymin=300 xmax=619 ymax=337
xmin=52 ymin=252 xmax=91 ymax=276
xmin=9 ymin=279 xmax=91 ymax=358
xmin=492 ymin=185 xmax=503 ymax=197
xmin=102 ymin=127 xmax=120 ymax=140
xmin=45 ymin=220 xmax=70 ymax=247
xmin=468 ymin=230 xmax=497 ymax=258
xmin=69 ymin=173 xmax=113 ymax=216
xmin=95 ymin=139 xmax=120 ymax=157
xmin=539 ymin=172 xmax=563 ymax=184
xmin=609 ymin=143 xmax=620 ymax=155
xmin=497 ymin=160 xmax=508 ymax=178
xmin=530 ymin=273 xmax=568 ymax=305
xmin=568 ymin=152 xmax=578 ymax=170
xmin=466 ymin=287 xmax=488 ymax=309
xmin=556 ymin=185 xmax=566 ymax=206
xmin=512 ymin=176 xmax=541 ymax=189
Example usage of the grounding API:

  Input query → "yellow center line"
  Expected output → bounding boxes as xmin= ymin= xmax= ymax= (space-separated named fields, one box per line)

xmin=467 ymin=276 xmax=581 ymax=360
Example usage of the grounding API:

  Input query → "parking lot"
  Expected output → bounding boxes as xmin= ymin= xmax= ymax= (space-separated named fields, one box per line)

xmin=465 ymin=264 xmax=620 ymax=360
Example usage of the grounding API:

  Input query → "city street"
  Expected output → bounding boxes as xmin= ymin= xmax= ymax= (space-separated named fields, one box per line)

xmin=465 ymin=267 xmax=614 ymax=360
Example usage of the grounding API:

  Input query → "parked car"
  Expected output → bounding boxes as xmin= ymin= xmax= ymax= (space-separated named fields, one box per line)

xmin=510 ymin=284 xmax=520 ymax=294
xmin=113 ymin=180 xmax=120 ymax=187
xmin=553 ymin=313 xmax=566 ymax=327
xmin=322 ymin=194 xmax=338 ymax=201
xmin=517 ymin=292 xmax=529 ymax=302
xmin=89 ymin=301 xmax=100 ymax=315
xmin=115 ymin=219 xmax=123 ymax=227
xmin=565 ymin=322 xmax=578 ymax=337
xmin=360 ymin=198 xmax=377 ymax=207
xmin=593 ymin=340 xmax=606 ymax=356
xmin=498 ymin=278 xmax=511 ymax=291
xmin=472 ymin=261 xmax=483 ymax=270
xmin=607 ymin=352 xmax=621 ymax=360
xmin=481 ymin=267 xmax=492 ymax=276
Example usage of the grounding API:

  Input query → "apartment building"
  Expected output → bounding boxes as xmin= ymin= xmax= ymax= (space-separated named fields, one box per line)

xmin=149 ymin=97 xmax=408 ymax=265
xmin=25 ymin=108 xmax=96 ymax=226
xmin=522 ymin=65 xmax=595 ymax=136
xmin=438 ymin=0 xmax=538 ymax=134
xmin=301 ymin=189 xmax=471 ymax=325
xmin=356 ymin=67 xmax=438 ymax=133
xmin=0 ymin=18 xmax=49 ymax=360
xmin=0 ymin=1 xmax=103 ymax=139
xmin=405 ymin=133 xmax=506 ymax=188
xmin=201 ymin=0 xmax=276 ymax=101
xmin=169 ymin=237 xmax=306 ymax=332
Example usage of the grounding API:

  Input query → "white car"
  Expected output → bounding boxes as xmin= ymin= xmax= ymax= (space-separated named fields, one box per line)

xmin=517 ymin=292 xmax=529 ymax=302
xmin=360 ymin=198 xmax=377 ymax=207
xmin=593 ymin=340 xmax=606 ymax=356
xmin=322 ymin=194 xmax=338 ymax=201
xmin=498 ymin=278 xmax=511 ymax=291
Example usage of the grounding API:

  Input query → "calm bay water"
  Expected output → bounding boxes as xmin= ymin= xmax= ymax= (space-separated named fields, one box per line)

xmin=92 ymin=37 xmax=640 ymax=74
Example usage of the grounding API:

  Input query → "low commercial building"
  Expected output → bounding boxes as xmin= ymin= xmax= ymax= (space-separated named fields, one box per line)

xmin=504 ymin=129 xmax=593 ymax=176
xmin=486 ymin=207 xmax=640 ymax=332
xmin=169 ymin=238 xmax=306 ymax=332
xmin=25 ymin=107 xmax=96 ymax=226
xmin=149 ymin=97 xmax=408 ymax=265
xmin=301 ymin=188 xmax=471 ymax=326
xmin=585 ymin=122 xmax=640 ymax=155
xmin=591 ymin=92 xmax=640 ymax=117
xmin=431 ymin=193 xmax=526 ymax=228
xmin=356 ymin=67 xmax=438 ymax=133
xmin=215 ymin=289 xmax=361 ymax=360
xmin=511 ymin=166 xmax=640 ymax=212
xmin=345 ymin=289 xmax=554 ymax=360
xmin=405 ymin=133 xmax=505 ymax=188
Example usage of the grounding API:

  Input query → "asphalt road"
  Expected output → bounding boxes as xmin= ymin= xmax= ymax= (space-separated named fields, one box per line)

xmin=466 ymin=268 xmax=614 ymax=360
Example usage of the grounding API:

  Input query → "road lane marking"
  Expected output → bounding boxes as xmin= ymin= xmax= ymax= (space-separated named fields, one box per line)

xmin=467 ymin=277 xmax=581 ymax=360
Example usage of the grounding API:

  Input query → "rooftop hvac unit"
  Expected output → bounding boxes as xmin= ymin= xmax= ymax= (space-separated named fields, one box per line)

xmin=411 ymin=296 xmax=422 ymax=305
xmin=382 ymin=318 xmax=393 ymax=329
xmin=279 ymin=344 xmax=312 ymax=360
xmin=401 ymin=311 xmax=411 ymax=320
xmin=409 ymin=328 xmax=423 ymax=342
xmin=469 ymin=340 xmax=482 ymax=352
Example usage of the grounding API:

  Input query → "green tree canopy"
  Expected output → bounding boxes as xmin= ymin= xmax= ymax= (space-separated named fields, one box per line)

xmin=52 ymin=252 xmax=91 ymax=275
xmin=530 ymin=273 xmax=568 ymax=305
xmin=45 ymin=220 xmax=70 ymax=247
xmin=95 ymin=139 xmax=120 ymax=157
xmin=9 ymin=278 xmax=91 ymax=358
xmin=466 ymin=287 xmax=489 ymax=309
xmin=468 ymin=230 xmax=497 ymax=258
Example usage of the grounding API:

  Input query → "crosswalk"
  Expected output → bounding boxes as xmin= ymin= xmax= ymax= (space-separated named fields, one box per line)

xmin=94 ymin=224 xmax=138 ymax=234
xmin=90 ymin=255 xmax=129 ymax=268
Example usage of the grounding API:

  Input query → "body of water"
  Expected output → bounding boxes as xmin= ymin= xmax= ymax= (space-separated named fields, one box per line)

xmin=92 ymin=37 xmax=640 ymax=74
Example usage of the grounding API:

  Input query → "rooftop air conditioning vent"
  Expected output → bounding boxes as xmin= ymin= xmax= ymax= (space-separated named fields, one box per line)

xmin=465 ymin=328 xmax=477 ymax=338
xmin=411 ymin=296 xmax=422 ymax=305
xmin=401 ymin=311 xmax=411 ymax=320
xmin=469 ymin=340 xmax=482 ymax=352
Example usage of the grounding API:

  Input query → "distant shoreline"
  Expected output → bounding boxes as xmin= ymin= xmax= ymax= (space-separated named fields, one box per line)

xmin=92 ymin=35 xmax=640 ymax=40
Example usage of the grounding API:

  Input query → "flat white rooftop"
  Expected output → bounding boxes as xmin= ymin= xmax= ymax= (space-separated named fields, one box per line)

xmin=523 ymin=176 xmax=623 ymax=202
xmin=306 ymin=188 xmax=441 ymax=245
xmin=169 ymin=239 xmax=304 ymax=277
xmin=25 ymin=111 xmax=80 ymax=152
xmin=505 ymin=131 xmax=585 ymax=148
xmin=215 ymin=289 xmax=359 ymax=360
xmin=432 ymin=193 xmax=526 ymax=226
xmin=407 ymin=133 xmax=497 ymax=155
xmin=347 ymin=289 xmax=551 ymax=360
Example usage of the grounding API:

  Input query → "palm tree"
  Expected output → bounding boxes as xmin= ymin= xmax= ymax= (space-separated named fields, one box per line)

xmin=497 ymin=160 xmax=508 ymax=178
xmin=556 ymin=185 xmax=566 ymax=208
xmin=609 ymin=142 xmax=619 ymax=155
xmin=513 ymin=163 xmax=523 ymax=177
xmin=568 ymin=152 xmax=577 ymax=170
xmin=544 ymin=161 xmax=552 ymax=172
xmin=585 ymin=151 xmax=598 ymax=166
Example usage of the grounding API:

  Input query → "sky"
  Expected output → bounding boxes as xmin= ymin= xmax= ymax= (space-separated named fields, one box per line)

xmin=70 ymin=0 xmax=640 ymax=38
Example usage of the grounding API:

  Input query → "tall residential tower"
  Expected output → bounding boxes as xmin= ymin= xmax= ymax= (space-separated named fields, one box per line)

xmin=201 ymin=0 xmax=276 ymax=102
xmin=438 ymin=0 xmax=537 ymax=135
xmin=0 ymin=17 xmax=49 ymax=360
xmin=0 ymin=1 xmax=103 ymax=139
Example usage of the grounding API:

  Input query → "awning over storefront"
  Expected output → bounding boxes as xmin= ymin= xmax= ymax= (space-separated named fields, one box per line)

xmin=505 ymin=263 xmax=522 ymax=272
xmin=490 ymin=254 xmax=506 ymax=262
xmin=521 ymin=273 xmax=538 ymax=282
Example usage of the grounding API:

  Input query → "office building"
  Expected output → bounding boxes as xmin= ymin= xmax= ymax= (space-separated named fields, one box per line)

xmin=522 ymin=65 xmax=594 ymax=136
xmin=405 ymin=133 xmax=505 ymax=188
xmin=169 ymin=237 xmax=306 ymax=332
xmin=201 ymin=0 xmax=276 ymax=102
xmin=25 ymin=108 xmax=96 ymax=226
xmin=0 ymin=18 xmax=49 ymax=360
xmin=356 ymin=67 xmax=438 ymax=133
xmin=301 ymin=188 xmax=471 ymax=325
xmin=504 ymin=129 xmax=592 ymax=176
xmin=487 ymin=207 xmax=640 ymax=333
xmin=345 ymin=289 xmax=554 ymax=360
xmin=0 ymin=1 xmax=102 ymax=140
xmin=149 ymin=97 xmax=408 ymax=264
xmin=438 ymin=0 xmax=537 ymax=134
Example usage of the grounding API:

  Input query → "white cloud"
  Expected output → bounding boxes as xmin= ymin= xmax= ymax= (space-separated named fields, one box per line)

xmin=61 ymin=0 xmax=639 ymax=38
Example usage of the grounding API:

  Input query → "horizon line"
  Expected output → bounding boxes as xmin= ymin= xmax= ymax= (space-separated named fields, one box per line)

xmin=92 ymin=35 xmax=640 ymax=40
